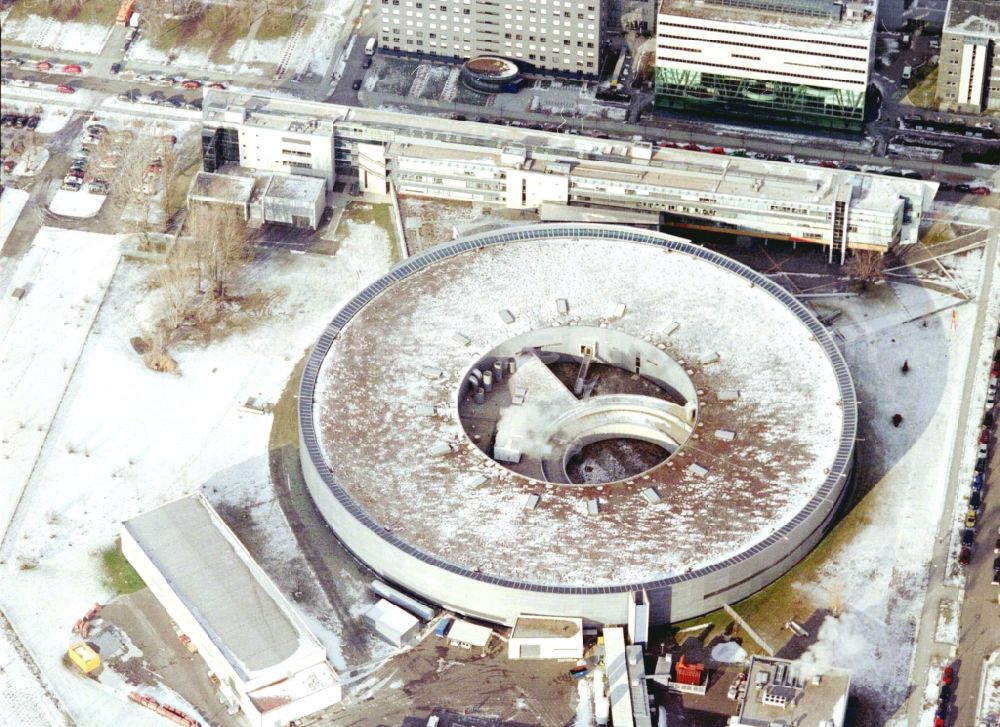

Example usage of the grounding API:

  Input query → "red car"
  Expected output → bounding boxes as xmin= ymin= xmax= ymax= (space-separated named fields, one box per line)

xmin=683 ymin=143 xmax=701 ymax=152
xmin=2 ymin=159 xmax=15 ymax=173
xmin=181 ymin=79 xmax=201 ymax=89
xmin=709 ymin=146 xmax=726 ymax=154
xmin=982 ymin=429 xmax=991 ymax=444
xmin=658 ymin=140 xmax=677 ymax=149
xmin=63 ymin=64 xmax=82 ymax=74
xmin=56 ymin=84 xmax=75 ymax=94
xmin=971 ymin=187 xmax=992 ymax=196
xmin=161 ymin=134 xmax=177 ymax=145
xmin=208 ymin=82 xmax=226 ymax=89
xmin=818 ymin=160 xmax=838 ymax=168
xmin=36 ymin=60 xmax=52 ymax=71
xmin=959 ymin=546 xmax=971 ymax=565
xmin=941 ymin=665 xmax=955 ymax=684
xmin=993 ymin=361 xmax=1000 ymax=376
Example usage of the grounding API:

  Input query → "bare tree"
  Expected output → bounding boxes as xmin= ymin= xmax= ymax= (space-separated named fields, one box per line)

xmin=159 ymin=142 xmax=179 ymax=221
xmin=112 ymin=132 xmax=162 ymax=249
xmin=185 ymin=202 xmax=253 ymax=299
xmin=846 ymin=250 xmax=886 ymax=286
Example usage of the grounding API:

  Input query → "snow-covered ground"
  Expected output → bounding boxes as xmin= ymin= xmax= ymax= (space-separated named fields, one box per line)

xmin=0 ymin=188 xmax=30 ymax=247
xmin=1 ymin=15 xmax=111 ymax=54
xmin=978 ymin=650 xmax=1000 ymax=727
xmin=793 ymin=238 xmax=997 ymax=721
xmin=933 ymin=599 xmax=960 ymax=646
xmin=12 ymin=148 xmax=50 ymax=177
xmin=49 ymin=190 xmax=107 ymax=218
xmin=0 ymin=217 xmax=396 ymax=724
xmin=0 ymin=625 xmax=65 ymax=727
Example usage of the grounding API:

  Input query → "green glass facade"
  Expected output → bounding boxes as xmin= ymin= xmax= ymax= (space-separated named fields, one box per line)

xmin=654 ymin=66 xmax=866 ymax=132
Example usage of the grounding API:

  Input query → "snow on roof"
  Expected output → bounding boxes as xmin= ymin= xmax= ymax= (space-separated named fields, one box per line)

xmin=511 ymin=615 xmax=582 ymax=639
xmin=122 ymin=494 xmax=323 ymax=681
xmin=311 ymin=226 xmax=850 ymax=588
xmin=658 ymin=0 xmax=876 ymax=39
xmin=189 ymin=171 xmax=255 ymax=204
xmin=262 ymin=173 xmax=326 ymax=202
xmin=247 ymin=662 xmax=341 ymax=714
xmin=447 ymin=619 xmax=493 ymax=647
xmin=944 ymin=0 xmax=1000 ymax=36
xmin=364 ymin=599 xmax=419 ymax=636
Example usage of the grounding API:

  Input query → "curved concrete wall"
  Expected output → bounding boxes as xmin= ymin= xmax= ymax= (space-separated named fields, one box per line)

xmin=299 ymin=224 xmax=857 ymax=627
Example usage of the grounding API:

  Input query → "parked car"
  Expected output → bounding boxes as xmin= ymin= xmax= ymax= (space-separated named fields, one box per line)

xmin=818 ymin=160 xmax=838 ymax=168
xmin=26 ymin=116 xmax=39 ymax=129
xmin=36 ymin=60 xmax=52 ymax=71
xmin=987 ymin=388 xmax=997 ymax=410
xmin=14 ymin=115 xmax=26 ymax=128
xmin=708 ymin=146 xmax=726 ymax=155
xmin=86 ymin=180 xmax=109 ymax=195
xmin=352 ymin=78 xmax=362 ymax=91
xmin=957 ymin=183 xmax=972 ymax=193
xmin=181 ymin=79 xmax=200 ymax=89
xmin=970 ymin=491 xmax=982 ymax=510
xmin=979 ymin=442 xmax=990 ymax=458
xmin=995 ymin=537 xmax=1000 ymax=554
xmin=966 ymin=508 xmax=978 ymax=528
xmin=959 ymin=546 xmax=972 ymax=565
xmin=110 ymin=62 xmax=121 ymax=74
xmin=962 ymin=528 xmax=975 ymax=546
xmin=683 ymin=143 xmax=701 ymax=152
xmin=362 ymin=55 xmax=373 ymax=69
xmin=2 ymin=159 xmax=16 ymax=173
xmin=434 ymin=617 xmax=452 ymax=638
xmin=941 ymin=665 xmax=955 ymax=684
xmin=971 ymin=187 xmax=992 ymax=196
xmin=63 ymin=64 xmax=82 ymax=73
xmin=938 ymin=683 xmax=952 ymax=702
xmin=56 ymin=84 xmax=75 ymax=94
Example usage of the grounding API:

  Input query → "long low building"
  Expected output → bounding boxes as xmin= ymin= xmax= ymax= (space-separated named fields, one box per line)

xmin=201 ymin=91 xmax=937 ymax=260
xmin=121 ymin=494 xmax=342 ymax=727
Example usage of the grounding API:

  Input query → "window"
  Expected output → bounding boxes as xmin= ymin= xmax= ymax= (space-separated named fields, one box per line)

xmin=463 ymin=7 xmax=469 ymax=13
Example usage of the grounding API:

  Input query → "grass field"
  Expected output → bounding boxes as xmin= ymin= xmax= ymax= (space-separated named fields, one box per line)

xmin=4 ymin=0 xmax=119 ymax=26
xmin=332 ymin=202 xmax=400 ymax=265
xmin=100 ymin=541 xmax=145 ymax=594
xmin=903 ymin=65 xmax=939 ymax=109
xmin=255 ymin=9 xmax=298 ymax=42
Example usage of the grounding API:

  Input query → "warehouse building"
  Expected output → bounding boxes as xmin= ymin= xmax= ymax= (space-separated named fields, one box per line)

xmin=377 ymin=0 xmax=602 ymax=75
xmin=120 ymin=494 xmax=342 ymax=727
xmin=935 ymin=0 xmax=1000 ymax=113
xmin=655 ymin=0 xmax=877 ymax=132
xmin=202 ymin=92 xmax=937 ymax=258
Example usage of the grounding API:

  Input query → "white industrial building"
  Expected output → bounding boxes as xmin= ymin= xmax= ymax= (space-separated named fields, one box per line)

xmin=604 ymin=627 xmax=652 ymax=727
xmin=378 ymin=0 xmax=603 ymax=75
xmin=446 ymin=619 xmax=493 ymax=652
xmin=655 ymin=0 xmax=876 ymax=132
xmin=508 ymin=615 xmax=584 ymax=660
xmin=201 ymin=91 xmax=938 ymax=259
xmin=120 ymin=494 xmax=342 ymax=727
xmin=362 ymin=599 xmax=421 ymax=647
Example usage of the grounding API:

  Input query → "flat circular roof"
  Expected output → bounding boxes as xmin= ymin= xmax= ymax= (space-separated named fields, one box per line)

xmin=302 ymin=225 xmax=855 ymax=589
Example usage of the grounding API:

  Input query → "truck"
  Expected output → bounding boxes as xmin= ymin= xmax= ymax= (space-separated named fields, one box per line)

xmin=434 ymin=617 xmax=452 ymax=638
xmin=116 ymin=0 xmax=136 ymax=25
xmin=902 ymin=65 xmax=912 ymax=81
xmin=364 ymin=37 xmax=377 ymax=56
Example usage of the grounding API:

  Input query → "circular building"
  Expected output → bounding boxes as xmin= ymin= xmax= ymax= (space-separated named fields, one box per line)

xmin=460 ymin=56 xmax=522 ymax=93
xmin=299 ymin=224 xmax=856 ymax=626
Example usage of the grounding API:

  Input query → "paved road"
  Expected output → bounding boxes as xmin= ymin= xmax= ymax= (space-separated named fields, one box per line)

xmin=902 ymin=206 xmax=1000 ymax=727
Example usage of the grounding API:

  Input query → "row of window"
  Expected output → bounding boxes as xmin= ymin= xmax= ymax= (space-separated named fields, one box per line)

xmin=657 ymin=20 xmax=870 ymax=51
xmin=658 ymin=56 xmax=865 ymax=85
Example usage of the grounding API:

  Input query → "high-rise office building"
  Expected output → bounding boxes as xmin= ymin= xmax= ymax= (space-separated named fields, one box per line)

xmin=655 ymin=0 xmax=877 ymax=132
xmin=936 ymin=0 xmax=999 ymax=113
xmin=378 ymin=0 xmax=602 ymax=75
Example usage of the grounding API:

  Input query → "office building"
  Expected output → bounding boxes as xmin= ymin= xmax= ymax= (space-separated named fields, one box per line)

xmin=732 ymin=655 xmax=851 ymax=727
xmin=202 ymin=91 xmax=937 ymax=258
xmin=655 ymin=0 xmax=877 ymax=132
xmin=936 ymin=0 xmax=1000 ymax=113
xmin=378 ymin=0 xmax=602 ymax=75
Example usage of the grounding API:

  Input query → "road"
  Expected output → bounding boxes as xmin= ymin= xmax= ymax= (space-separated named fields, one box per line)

xmin=902 ymin=205 xmax=1000 ymax=727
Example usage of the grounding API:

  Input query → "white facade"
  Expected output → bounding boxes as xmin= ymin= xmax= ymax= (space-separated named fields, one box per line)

xmin=655 ymin=7 xmax=874 ymax=95
xmin=363 ymin=599 xmax=421 ymax=647
xmin=120 ymin=495 xmax=341 ymax=727
xmin=508 ymin=615 xmax=584 ymax=660
xmin=379 ymin=0 xmax=602 ymax=74
xmin=201 ymin=92 xmax=938 ymax=256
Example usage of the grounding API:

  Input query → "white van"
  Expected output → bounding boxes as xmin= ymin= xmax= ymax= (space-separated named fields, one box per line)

xmin=364 ymin=37 xmax=377 ymax=56
xmin=902 ymin=66 xmax=912 ymax=81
